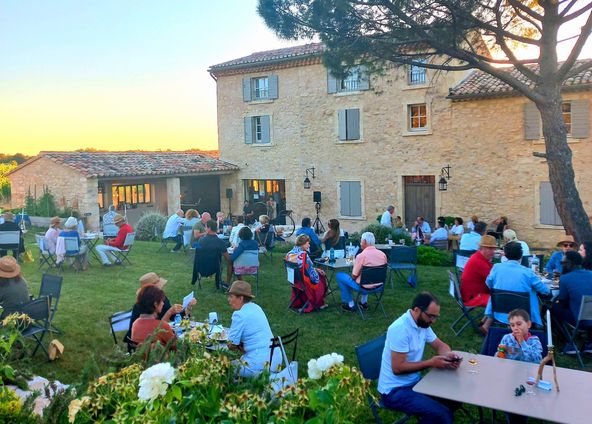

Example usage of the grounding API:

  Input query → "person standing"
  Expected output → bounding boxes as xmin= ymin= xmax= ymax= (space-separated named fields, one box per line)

xmin=378 ymin=292 xmax=461 ymax=423
xmin=380 ymin=205 xmax=395 ymax=228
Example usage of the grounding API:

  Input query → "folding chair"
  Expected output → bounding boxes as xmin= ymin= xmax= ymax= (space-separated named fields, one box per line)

xmin=39 ymin=274 xmax=64 ymax=334
xmin=192 ymin=247 xmax=223 ymax=290
xmin=233 ymin=249 xmax=260 ymax=295
xmin=560 ymin=295 xmax=592 ymax=368
xmin=387 ymin=246 xmax=417 ymax=288
xmin=355 ymin=265 xmax=388 ymax=319
xmin=156 ymin=226 xmax=170 ymax=252
xmin=447 ymin=270 xmax=483 ymax=336
xmin=257 ymin=229 xmax=275 ymax=262
xmin=269 ymin=328 xmax=299 ymax=369
xmin=0 ymin=230 xmax=21 ymax=258
xmin=452 ymin=249 xmax=476 ymax=282
xmin=430 ymin=239 xmax=448 ymax=250
xmin=109 ymin=309 xmax=133 ymax=344
xmin=490 ymin=289 xmax=530 ymax=326
xmin=35 ymin=234 xmax=58 ymax=271
xmin=285 ymin=260 xmax=311 ymax=314
xmin=19 ymin=296 xmax=51 ymax=359
xmin=111 ymin=232 xmax=136 ymax=265
xmin=102 ymin=223 xmax=119 ymax=239
xmin=62 ymin=236 xmax=83 ymax=272
xmin=355 ymin=334 xmax=411 ymax=424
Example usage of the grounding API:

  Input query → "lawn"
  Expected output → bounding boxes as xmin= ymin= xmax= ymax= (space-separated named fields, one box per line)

xmin=14 ymin=229 xmax=584 ymax=422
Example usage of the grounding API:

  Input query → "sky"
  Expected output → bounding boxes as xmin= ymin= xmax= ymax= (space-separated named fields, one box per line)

xmin=0 ymin=1 xmax=590 ymax=156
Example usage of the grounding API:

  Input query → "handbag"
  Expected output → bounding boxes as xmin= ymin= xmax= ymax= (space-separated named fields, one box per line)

xmin=269 ymin=336 xmax=298 ymax=393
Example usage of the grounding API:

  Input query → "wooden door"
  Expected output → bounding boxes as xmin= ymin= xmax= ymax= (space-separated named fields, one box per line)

xmin=404 ymin=176 xmax=435 ymax=229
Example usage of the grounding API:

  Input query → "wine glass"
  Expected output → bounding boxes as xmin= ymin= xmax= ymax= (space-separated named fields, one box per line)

xmin=467 ymin=349 xmax=479 ymax=374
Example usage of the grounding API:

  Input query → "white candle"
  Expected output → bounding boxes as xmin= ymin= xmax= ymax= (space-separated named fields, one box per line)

xmin=546 ymin=309 xmax=553 ymax=347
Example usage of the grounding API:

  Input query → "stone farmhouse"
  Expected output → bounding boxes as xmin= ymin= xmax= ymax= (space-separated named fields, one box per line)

xmin=209 ymin=43 xmax=591 ymax=248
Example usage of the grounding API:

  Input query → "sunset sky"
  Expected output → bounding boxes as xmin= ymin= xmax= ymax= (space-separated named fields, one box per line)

xmin=0 ymin=1 xmax=590 ymax=156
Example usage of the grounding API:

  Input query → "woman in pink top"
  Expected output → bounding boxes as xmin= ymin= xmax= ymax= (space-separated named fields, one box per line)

xmin=131 ymin=285 xmax=175 ymax=349
xmin=44 ymin=216 xmax=61 ymax=254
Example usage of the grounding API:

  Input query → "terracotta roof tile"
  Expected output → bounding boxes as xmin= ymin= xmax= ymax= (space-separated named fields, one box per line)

xmin=448 ymin=60 xmax=592 ymax=100
xmin=34 ymin=151 xmax=239 ymax=178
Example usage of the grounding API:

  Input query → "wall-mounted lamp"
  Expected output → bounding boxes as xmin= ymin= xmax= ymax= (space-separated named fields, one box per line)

xmin=438 ymin=164 xmax=451 ymax=191
xmin=304 ymin=167 xmax=315 ymax=189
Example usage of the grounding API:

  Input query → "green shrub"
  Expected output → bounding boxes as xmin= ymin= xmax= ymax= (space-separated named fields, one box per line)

xmin=136 ymin=211 xmax=167 ymax=241
xmin=348 ymin=231 xmax=361 ymax=246
xmin=417 ymin=245 xmax=452 ymax=266
xmin=443 ymin=216 xmax=456 ymax=227
xmin=360 ymin=224 xmax=412 ymax=246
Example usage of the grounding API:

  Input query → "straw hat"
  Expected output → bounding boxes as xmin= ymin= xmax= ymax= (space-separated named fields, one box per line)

xmin=113 ymin=214 xmax=125 ymax=224
xmin=557 ymin=234 xmax=577 ymax=247
xmin=227 ymin=280 xmax=255 ymax=299
xmin=0 ymin=256 xmax=21 ymax=279
xmin=137 ymin=272 xmax=168 ymax=294
xmin=479 ymin=235 xmax=498 ymax=248
xmin=50 ymin=216 xmax=61 ymax=227
xmin=64 ymin=217 xmax=78 ymax=229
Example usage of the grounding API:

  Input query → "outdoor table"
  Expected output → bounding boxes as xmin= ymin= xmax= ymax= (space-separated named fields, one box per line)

xmin=314 ymin=257 xmax=353 ymax=304
xmin=413 ymin=351 xmax=592 ymax=423
xmin=81 ymin=233 xmax=101 ymax=263
xmin=172 ymin=321 xmax=229 ymax=351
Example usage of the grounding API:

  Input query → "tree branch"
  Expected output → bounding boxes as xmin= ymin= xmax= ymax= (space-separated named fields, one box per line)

xmin=561 ymin=2 xmax=592 ymax=21
xmin=557 ymin=11 xmax=592 ymax=80
xmin=507 ymin=0 xmax=544 ymax=21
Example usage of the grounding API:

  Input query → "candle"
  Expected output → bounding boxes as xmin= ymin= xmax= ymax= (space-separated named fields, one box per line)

xmin=546 ymin=309 xmax=553 ymax=347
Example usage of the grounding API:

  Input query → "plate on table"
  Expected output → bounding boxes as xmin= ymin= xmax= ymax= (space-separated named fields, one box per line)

xmin=208 ymin=326 xmax=228 ymax=343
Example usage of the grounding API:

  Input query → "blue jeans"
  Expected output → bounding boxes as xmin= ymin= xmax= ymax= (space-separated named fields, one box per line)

xmin=381 ymin=385 xmax=454 ymax=424
xmin=336 ymin=272 xmax=361 ymax=304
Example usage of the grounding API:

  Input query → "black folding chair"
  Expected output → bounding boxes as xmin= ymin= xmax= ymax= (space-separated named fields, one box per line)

xmin=560 ymin=295 xmax=592 ymax=368
xmin=257 ymin=228 xmax=275 ymax=262
xmin=19 ymin=296 xmax=51 ymax=359
xmin=39 ymin=274 xmax=64 ymax=334
xmin=269 ymin=328 xmax=299 ymax=370
xmin=447 ymin=270 xmax=483 ymax=336
xmin=387 ymin=246 xmax=417 ymax=288
xmin=355 ymin=265 xmax=388 ymax=319
xmin=35 ymin=234 xmax=59 ymax=271
xmin=109 ymin=309 xmax=132 ymax=344
xmin=192 ymin=247 xmax=223 ymax=290
xmin=490 ymin=289 xmax=531 ymax=326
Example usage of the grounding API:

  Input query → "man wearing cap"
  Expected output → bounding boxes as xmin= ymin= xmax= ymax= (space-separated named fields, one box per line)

xmin=460 ymin=235 xmax=496 ymax=308
xmin=163 ymin=209 xmax=185 ymax=252
xmin=0 ymin=256 xmax=31 ymax=318
xmin=96 ymin=214 xmax=133 ymax=266
xmin=124 ymin=272 xmax=195 ymax=347
xmin=0 ymin=212 xmax=25 ymax=259
xmin=544 ymin=234 xmax=578 ymax=275
xmin=226 ymin=280 xmax=280 ymax=376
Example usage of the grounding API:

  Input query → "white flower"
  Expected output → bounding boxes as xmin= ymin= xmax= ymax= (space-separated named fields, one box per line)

xmin=307 ymin=359 xmax=322 ymax=379
xmin=316 ymin=354 xmax=333 ymax=372
xmin=138 ymin=362 xmax=176 ymax=402
xmin=329 ymin=352 xmax=344 ymax=366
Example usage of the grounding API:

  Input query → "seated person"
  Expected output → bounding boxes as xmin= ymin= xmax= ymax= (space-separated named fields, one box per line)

xmin=125 ymin=272 xmax=194 ymax=347
xmin=58 ymin=217 xmax=88 ymax=269
xmin=228 ymin=215 xmax=246 ymax=248
xmin=215 ymin=211 xmax=230 ymax=234
xmin=448 ymin=217 xmax=464 ymax=249
xmin=481 ymin=242 xmax=550 ymax=333
xmin=285 ymin=234 xmax=328 ymax=313
xmin=131 ymin=285 xmax=176 ymax=348
xmin=411 ymin=216 xmax=431 ymax=244
xmin=226 ymin=280 xmax=281 ymax=376
xmin=0 ymin=256 xmax=31 ymax=319
xmin=394 ymin=215 xmax=404 ymax=228
xmin=336 ymin=232 xmax=387 ymax=312
xmin=550 ymin=251 xmax=592 ymax=354
xmin=321 ymin=218 xmax=343 ymax=250
xmin=467 ymin=214 xmax=478 ymax=232
xmin=502 ymin=229 xmax=530 ymax=256
xmin=255 ymin=215 xmax=275 ymax=249
xmin=428 ymin=218 xmax=448 ymax=247
xmin=545 ymin=234 xmax=577 ymax=275
xmin=487 ymin=215 xmax=508 ymax=240
xmin=225 ymin=226 xmax=258 ymax=284
xmin=102 ymin=205 xmax=118 ymax=238
xmin=163 ymin=209 xmax=185 ymax=252
xmin=183 ymin=209 xmax=199 ymax=246
xmin=44 ymin=216 xmax=61 ymax=255
xmin=460 ymin=235 xmax=496 ymax=308
xmin=0 ymin=212 xmax=24 ymax=259
xmin=96 ymin=214 xmax=133 ymax=266
xmin=191 ymin=212 xmax=211 ymax=247
xmin=459 ymin=221 xmax=487 ymax=251
xmin=579 ymin=241 xmax=592 ymax=271
xmin=295 ymin=217 xmax=322 ymax=257
xmin=192 ymin=219 xmax=227 ymax=287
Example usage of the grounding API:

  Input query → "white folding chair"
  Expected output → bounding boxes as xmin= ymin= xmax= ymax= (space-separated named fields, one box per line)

xmin=112 ymin=232 xmax=136 ymax=265
xmin=62 ymin=236 xmax=83 ymax=271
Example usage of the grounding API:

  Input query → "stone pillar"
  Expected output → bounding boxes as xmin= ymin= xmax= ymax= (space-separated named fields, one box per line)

xmin=166 ymin=177 xmax=181 ymax=216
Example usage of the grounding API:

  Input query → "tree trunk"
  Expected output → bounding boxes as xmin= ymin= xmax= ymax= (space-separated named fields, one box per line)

xmin=538 ymin=96 xmax=592 ymax=243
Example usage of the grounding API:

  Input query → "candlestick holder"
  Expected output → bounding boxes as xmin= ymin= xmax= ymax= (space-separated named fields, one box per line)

xmin=536 ymin=345 xmax=560 ymax=391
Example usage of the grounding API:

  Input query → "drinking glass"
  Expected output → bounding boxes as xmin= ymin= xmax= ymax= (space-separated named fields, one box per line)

xmin=467 ymin=350 xmax=479 ymax=374
xmin=525 ymin=367 xmax=536 ymax=395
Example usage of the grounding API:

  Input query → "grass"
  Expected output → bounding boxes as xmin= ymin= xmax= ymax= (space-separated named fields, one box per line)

xmin=15 ymin=229 xmax=583 ymax=422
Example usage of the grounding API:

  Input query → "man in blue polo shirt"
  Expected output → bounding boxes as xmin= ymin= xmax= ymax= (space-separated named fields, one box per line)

xmin=295 ymin=217 xmax=322 ymax=257
xmin=378 ymin=292 xmax=461 ymax=423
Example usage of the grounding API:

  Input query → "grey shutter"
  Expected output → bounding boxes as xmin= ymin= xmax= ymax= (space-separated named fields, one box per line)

xmin=327 ymin=71 xmax=338 ymax=94
xmin=243 ymin=78 xmax=252 ymax=102
xmin=260 ymin=115 xmax=271 ymax=143
xmin=524 ymin=102 xmax=540 ymax=140
xmin=350 ymin=181 xmax=362 ymax=216
xmin=338 ymin=109 xmax=347 ymax=140
xmin=357 ymin=65 xmax=370 ymax=91
xmin=540 ymin=182 xmax=562 ymax=226
xmin=346 ymin=108 xmax=360 ymax=140
xmin=340 ymin=182 xmax=351 ymax=216
xmin=244 ymin=117 xmax=253 ymax=144
xmin=571 ymin=99 xmax=589 ymax=139
xmin=268 ymin=75 xmax=278 ymax=99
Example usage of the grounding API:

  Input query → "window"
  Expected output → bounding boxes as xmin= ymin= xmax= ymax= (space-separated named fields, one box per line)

xmin=244 ymin=115 xmax=271 ymax=144
xmin=327 ymin=66 xmax=370 ymax=93
xmin=524 ymin=100 xmax=589 ymax=139
xmin=97 ymin=185 xmax=104 ymax=209
xmin=111 ymin=183 xmax=151 ymax=208
xmin=408 ymin=104 xmax=428 ymax=131
xmin=338 ymin=108 xmax=361 ymax=141
xmin=562 ymin=102 xmax=572 ymax=135
xmin=244 ymin=179 xmax=285 ymax=203
xmin=539 ymin=182 xmax=562 ymax=226
xmin=408 ymin=59 xmax=427 ymax=85
xmin=339 ymin=181 xmax=362 ymax=217
xmin=243 ymin=75 xmax=278 ymax=101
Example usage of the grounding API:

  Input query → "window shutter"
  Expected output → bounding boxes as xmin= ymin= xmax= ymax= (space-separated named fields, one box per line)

xmin=357 ymin=65 xmax=370 ymax=91
xmin=350 ymin=181 xmax=362 ymax=216
xmin=244 ymin=117 xmax=253 ymax=144
xmin=260 ymin=115 xmax=271 ymax=143
xmin=243 ymin=78 xmax=252 ymax=102
xmin=346 ymin=108 xmax=360 ymax=140
xmin=338 ymin=109 xmax=347 ymax=140
xmin=340 ymin=182 xmax=351 ymax=216
xmin=268 ymin=75 xmax=278 ymax=99
xmin=540 ymin=182 xmax=562 ymax=226
xmin=571 ymin=99 xmax=589 ymax=139
xmin=524 ymin=102 xmax=540 ymax=140
xmin=327 ymin=71 xmax=338 ymax=94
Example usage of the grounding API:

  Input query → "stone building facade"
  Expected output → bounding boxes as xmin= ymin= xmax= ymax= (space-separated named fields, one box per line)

xmin=210 ymin=44 xmax=591 ymax=248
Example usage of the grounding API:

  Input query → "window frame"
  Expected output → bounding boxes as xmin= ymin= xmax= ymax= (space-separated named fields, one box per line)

xmin=244 ymin=115 xmax=271 ymax=145
xmin=562 ymin=102 xmax=572 ymax=136
xmin=111 ymin=183 xmax=152 ymax=208
xmin=251 ymin=76 xmax=269 ymax=100
xmin=338 ymin=180 xmax=364 ymax=219
xmin=408 ymin=59 xmax=427 ymax=85
xmin=408 ymin=103 xmax=428 ymax=132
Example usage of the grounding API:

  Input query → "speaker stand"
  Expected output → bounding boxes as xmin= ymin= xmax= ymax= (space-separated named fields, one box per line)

xmin=312 ymin=202 xmax=325 ymax=235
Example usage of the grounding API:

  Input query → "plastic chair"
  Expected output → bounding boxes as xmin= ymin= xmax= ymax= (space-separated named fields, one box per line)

xmin=355 ymin=265 xmax=388 ymax=319
xmin=111 ymin=233 xmax=136 ymax=265
xmin=35 ymin=234 xmax=58 ymax=271
xmin=560 ymin=295 xmax=592 ymax=368
xmin=62 ymin=236 xmax=83 ymax=271
xmin=269 ymin=328 xmax=299 ymax=369
xmin=39 ymin=274 xmax=64 ymax=334
xmin=233 ymin=249 xmax=260 ymax=294
xmin=490 ymin=289 xmax=531 ymax=325
xmin=19 ymin=296 xmax=51 ymax=359
xmin=387 ymin=246 xmax=418 ymax=288
xmin=447 ymin=270 xmax=484 ymax=336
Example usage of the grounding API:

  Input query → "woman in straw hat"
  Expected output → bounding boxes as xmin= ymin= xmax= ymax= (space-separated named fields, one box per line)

xmin=226 ymin=280 xmax=281 ymax=376
xmin=130 ymin=285 xmax=176 ymax=349
xmin=44 ymin=217 xmax=62 ymax=255
xmin=0 ymin=256 xmax=31 ymax=319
